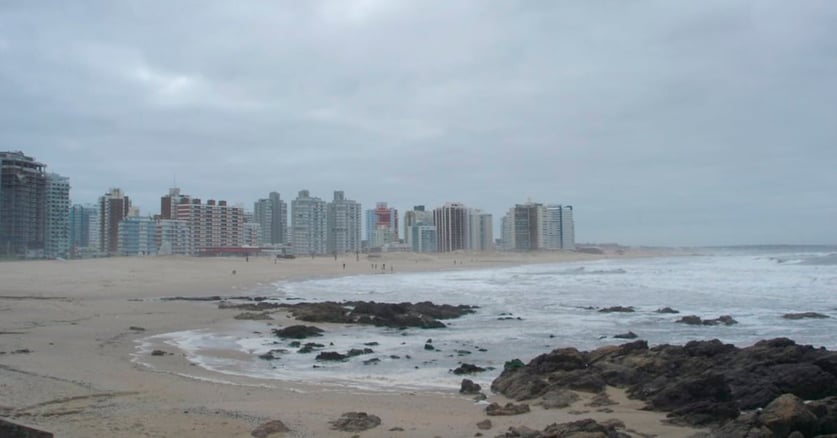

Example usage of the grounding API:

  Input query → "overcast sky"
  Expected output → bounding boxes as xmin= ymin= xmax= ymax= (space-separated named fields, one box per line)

xmin=2 ymin=1 xmax=835 ymax=246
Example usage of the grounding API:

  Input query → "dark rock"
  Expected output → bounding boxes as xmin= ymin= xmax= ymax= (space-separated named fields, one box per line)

xmin=150 ymin=349 xmax=169 ymax=356
xmin=251 ymin=419 xmax=290 ymax=437
xmin=598 ymin=306 xmax=635 ymax=313
xmin=272 ymin=325 xmax=324 ymax=339
xmin=783 ymin=312 xmax=830 ymax=320
xmin=677 ymin=315 xmax=703 ymax=325
xmin=460 ymin=379 xmax=482 ymax=394
xmin=316 ymin=351 xmax=347 ymax=361
xmin=346 ymin=348 xmax=374 ymax=357
xmin=703 ymin=315 xmax=738 ymax=326
xmin=476 ymin=419 xmax=492 ymax=430
xmin=424 ymin=343 xmax=435 ymax=351
xmin=258 ymin=350 xmax=284 ymax=360
xmin=235 ymin=312 xmax=272 ymax=320
xmin=485 ymin=402 xmax=530 ymax=416
xmin=297 ymin=342 xmax=324 ymax=354
xmin=613 ymin=331 xmax=638 ymax=339
xmin=129 ymin=326 xmax=146 ymax=331
xmin=656 ymin=307 xmax=680 ymax=314
xmin=329 ymin=412 xmax=381 ymax=432
xmin=363 ymin=358 xmax=380 ymax=365
xmin=453 ymin=363 xmax=486 ymax=375
xmin=504 ymin=359 xmax=524 ymax=371
xmin=280 ymin=300 xmax=475 ymax=329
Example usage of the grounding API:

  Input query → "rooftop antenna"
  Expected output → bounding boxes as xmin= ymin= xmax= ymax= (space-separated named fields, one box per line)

xmin=173 ymin=171 xmax=177 ymax=189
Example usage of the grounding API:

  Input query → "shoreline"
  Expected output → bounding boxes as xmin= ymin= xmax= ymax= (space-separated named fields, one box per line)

xmin=0 ymin=249 xmax=706 ymax=437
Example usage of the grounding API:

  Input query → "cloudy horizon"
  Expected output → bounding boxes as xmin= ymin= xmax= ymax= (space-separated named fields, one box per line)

xmin=2 ymin=1 xmax=835 ymax=246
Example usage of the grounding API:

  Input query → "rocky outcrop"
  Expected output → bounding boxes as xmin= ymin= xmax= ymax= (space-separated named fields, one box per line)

xmin=496 ymin=418 xmax=630 ymax=438
xmin=272 ymin=300 xmax=475 ymax=329
xmin=272 ymin=325 xmax=324 ymax=339
xmin=491 ymin=338 xmax=837 ymax=426
xmin=613 ymin=331 xmax=638 ymax=339
xmin=598 ymin=306 xmax=635 ymax=313
xmin=460 ymin=379 xmax=482 ymax=394
xmin=656 ymin=307 xmax=680 ymax=314
xmin=452 ymin=363 xmax=486 ymax=375
xmin=676 ymin=315 xmax=738 ymax=326
xmin=783 ymin=312 xmax=830 ymax=320
xmin=329 ymin=412 xmax=381 ymax=432
xmin=714 ymin=394 xmax=837 ymax=437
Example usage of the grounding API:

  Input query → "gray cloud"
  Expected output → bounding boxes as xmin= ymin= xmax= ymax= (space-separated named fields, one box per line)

xmin=2 ymin=0 xmax=835 ymax=245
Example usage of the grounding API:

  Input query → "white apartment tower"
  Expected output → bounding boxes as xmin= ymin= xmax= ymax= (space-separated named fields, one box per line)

xmin=291 ymin=190 xmax=327 ymax=256
xmin=467 ymin=209 xmax=493 ymax=251
xmin=45 ymin=173 xmax=70 ymax=258
xmin=327 ymin=191 xmax=361 ymax=254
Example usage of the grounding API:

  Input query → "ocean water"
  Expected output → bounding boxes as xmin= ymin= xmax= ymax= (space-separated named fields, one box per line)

xmin=140 ymin=247 xmax=837 ymax=392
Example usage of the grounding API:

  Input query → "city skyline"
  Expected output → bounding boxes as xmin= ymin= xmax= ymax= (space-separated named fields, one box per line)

xmin=2 ymin=2 xmax=835 ymax=246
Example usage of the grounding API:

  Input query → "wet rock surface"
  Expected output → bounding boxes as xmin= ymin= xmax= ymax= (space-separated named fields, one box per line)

xmin=676 ymin=315 xmax=738 ymax=326
xmin=279 ymin=300 xmax=476 ymax=329
xmin=460 ymin=378 xmax=482 ymax=394
xmin=271 ymin=325 xmax=324 ymax=339
xmin=491 ymin=338 xmax=837 ymax=427
xmin=783 ymin=312 xmax=830 ymax=320
xmin=598 ymin=306 xmax=635 ymax=313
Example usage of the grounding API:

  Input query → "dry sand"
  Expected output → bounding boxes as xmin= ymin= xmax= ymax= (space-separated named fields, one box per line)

xmin=0 ymin=250 xmax=703 ymax=437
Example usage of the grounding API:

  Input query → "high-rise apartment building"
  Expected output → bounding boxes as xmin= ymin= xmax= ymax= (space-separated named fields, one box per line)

xmin=99 ymin=188 xmax=131 ymax=255
xmin=69 ymin=204 xmax=92 ymax=252
xmin=160 ymin=187 xmax=190 ymax=220
xmin=243 ymin=222 xmax=262 ymax=247
xmin=156 ymin=219 xmax=192 ymax=255
xmin=366 ymin=202 xmax=398 ymax=249
xmin=433 ymin=202 xmax=468 ymax=252
xmin=410 ymin=223 xmax=438 ymax=253
xmin=467 ymin=209 xmax=493 ymax=251
xmin=0 ymin=151 xmax=47 ymax=257
xmin=502 ymin=202 xmax=575 ymax=251
xmin=291 ymin=190 xmax=327 ymax=256
xmin=45 ymin=173 xmax=70 ymax=258
xmin=254 ymin=192 xmax=287 ymax=246
xmin=404 ymin=205 xmax=433 ymax=247
xmin=175 ymin=198 xmax=244 ymax=252
xmin=327 ymin=191 xmax=361 ymax=254
xmin=118 ymin=216 xmax=157 ymax=256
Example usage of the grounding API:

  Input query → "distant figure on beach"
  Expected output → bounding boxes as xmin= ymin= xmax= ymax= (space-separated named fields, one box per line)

xmin=342 ymin=263 xmax=346 ymax=270
xmin=382 ymin=263 xmax=386 ymax=270
xmin=232 ymin=270 xmax=236 ymax=275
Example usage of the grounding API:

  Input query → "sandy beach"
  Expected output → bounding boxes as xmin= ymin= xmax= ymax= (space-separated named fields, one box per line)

xmin=0 ymin=250 xmax=703 ymax=437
